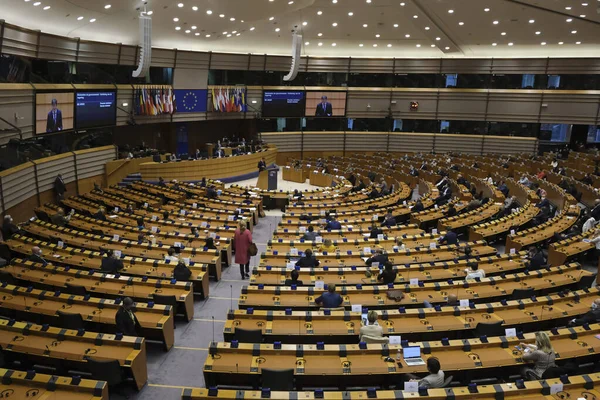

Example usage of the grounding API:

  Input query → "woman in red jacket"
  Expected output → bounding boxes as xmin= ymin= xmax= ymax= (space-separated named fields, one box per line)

xmin=234 ymin=220 xmax=253 ymax=279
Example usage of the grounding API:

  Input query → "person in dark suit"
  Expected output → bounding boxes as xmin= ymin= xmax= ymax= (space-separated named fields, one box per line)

xmin=54 ymin=174 xmax=66 ymax=202
xmin=50 ymin=208 xmax=72 ymax=227
xmin=46 ymin=98 xmax=63 ymax=133
xmin=412 ymin=200 xmax=425 ymax=213
xmin=204 ymin=237 xmax=217 ymax=250
xmin=93 ymin=207 xmax=107 ymax=221
xmin=1 ymin=215 xmax=20 ymax=240
xmin=173 ymin=260 xmax=192 ymax=281
xmin=366 ymin=248 xmax=389 ymax=267
xmin=569 ymin=299 xmax=600 ymax=326
xmin=257 ymin=158 xmax=267 ymax=171
xmin=526 ymin=247 xmax=546 ymax=270
xmin=295 ymin=249 xmax=320 ymax=268
xmin=115 ymin=297 xmax=142 ymax=336
xmin=325 ymin=217 xmax=342 ymax=230
xmin=315 ymin=95 xmax=333 ymax=117
xmin=28 ymin=246 xmax=47 ymax=266
xmin=369 ymin=223 xmax=384 ymax=239
xmin=285 ymin=269 xmax=304 ymax=286
xmin=377 ymin=262 xmax=397 ymax=284
xmin=101 ymin=250 xmax=124 ymax=274
xmin=438 ymin=229 xmax=458 ymax=245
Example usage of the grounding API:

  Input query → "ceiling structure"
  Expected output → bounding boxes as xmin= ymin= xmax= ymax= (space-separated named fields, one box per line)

xmin=2 ymin=0 xmax=600 ymax=58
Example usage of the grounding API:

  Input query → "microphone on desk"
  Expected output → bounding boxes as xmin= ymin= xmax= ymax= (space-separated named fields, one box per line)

xmin=45 ymin=345 xmax=50 ymax=353
xmin=230 ymin=285 xmax=233 ymax=312
xmin=212 ymin=316 xmax=215 ymax=344
xmin=236 ymin=363 xmax=239 ymax=374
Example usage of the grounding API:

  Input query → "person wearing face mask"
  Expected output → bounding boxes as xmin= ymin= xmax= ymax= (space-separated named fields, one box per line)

xmin=28 ymin=246 xmax=47 ymax=266
xmin=115 ymin=297 xmax=142 ymax=336
xmin=568 ymin=298 xmax=600 ymax=327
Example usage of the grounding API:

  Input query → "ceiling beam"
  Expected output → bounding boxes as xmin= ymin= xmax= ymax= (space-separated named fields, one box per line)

xmin=412 ymin=0 xmax=463 ymax=55
xmin=504 ymin=0 xmax=600 ymax=27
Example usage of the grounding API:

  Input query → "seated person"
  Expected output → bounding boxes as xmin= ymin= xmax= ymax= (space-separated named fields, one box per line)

xmin=206 ymin=185 xmax=218 ymax=199
xmin=137 ymin=233 xmax=148 ymax=245
xmin=158 ymin=177 xmax=166 ymax=187
xmin=423 ymin=293 xmax=458 ymax=309
xmin=438 ymin=229 xmax=458 ymax=245
xmin=525 ymin=246 xmax=545 ymax=270
xmin=366 ymin=248 xmax=388 ymax=267
xmin=101 ymin=250 xmax=124 ymax=274
xmin=411 ymin=200 xmax=425 ymax=213
xmin=457 ymin=245 xmax=473 ymax=260
xmin=464 ymin=262 xmax=485 ymax=279
xmin=28 ymin=246 xmax=47 ymax=265
xmin=377 ymin=261 xmax=397 ymax=284
xmin=369 ymin=223 xmax=384 ymax=239
xmin=51 ymin=208 xmax=72 ymax=227
xmin=325 ymin=216 xmax=342 ymax=230
xmin=381 ymin=209 xmax=396 ymax=228
xmin=165 ymin=248 xmax=179 ymax=264
xmin=125 ymin=204 xmax=135 ymax=214
xmin=319 ymin=238 xmax=336 ymax=253
xmin=416 ymin=358 xmax=445 ymax=389
xmin=359 ymin=310 xmax=383 ymax=341
xmin=295 ymin=249 xmax=320 ymax=268
xmin=292 ymin=189 xmax=303 ymax=199
xmin=315 ymin=284 xmax=343 ymax=308
xmin=394 ymin=237 xmax=406 ymax=251
xmin=173 ymin=260 xmax=192 ymax=281
xmin=93 ymin=207 xmax=107 ymax=221
xmin=162 ymin=210 xmax=172 ymax=221
xmin=568 ymin=298 xmax=600 ymax=326
xmin=136 ymin=217 xmax=145 ymax=229
xmin=445 ymin=203 xmax=457 ymax=217
xmin=284 ymin=269 xmax=304 ymax=286
xmin=204 ymin=237 xmax=217 ymax=250
xmin=303 ymin=225 xmax=318 ymax=241
xmin=1 ymin=215 xmax=20 ymax=240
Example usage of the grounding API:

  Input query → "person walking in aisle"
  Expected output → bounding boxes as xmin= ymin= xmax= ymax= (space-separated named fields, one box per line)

xmin=234 ymin=220 xmax=253 ymax=279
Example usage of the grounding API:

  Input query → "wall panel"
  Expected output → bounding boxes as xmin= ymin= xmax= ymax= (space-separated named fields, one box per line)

xmin=0 ymin=85 xmax=34 ymax=144
xmin=176 ymin=50 xmax=211 ymax=70
xmin=37 ymin=33 xmax=78 ymax=62
xmin=388 ymin=132 xmax=435 ymax=153
xmin=491 ymin=59 xmax=548 ymax=74
xmin=539 ymin=91 xmax=600 ymax=125
xmin=346 ymin=89 xmax=392 ymax=118
xmin=260 ymin=132 xmax=301 ymax=152
xmin=33 ymin=154 xmax=76 ymax=193
xmin=78 ymin=41 xmax=120 ymax=65
xmin=2 ymin=24 xmax=38 ymax=58
xmin=345 ymin=132 xmax=388 ymax=152
xmin=486 ymin=90 xmax=542 ymax=123
xmin=306 ymin=57 xmax=350 ymax=73
xmin=441 ymin=59 xmax=492 ymax=74
xmin=348 ymin=58 xmax=393 ymax=74
xmin=435 ymin=134 xmax=483 ymax=154
xmin=75 ymin=146 xmax=117 ymax=180
xmin=391 ymin=89 xmax=437 ymax=120
xmin=437 ymin=90 xmax=487 ymax=121
xmin=210 ymin=53 xmax=250 ymax=71
xmin=483 ymin=136 xmax=537 ymax=154
xmin=303 ymin=132 xmax=345 ymax=152
xmin=151 ymin=48 xmax=176 ymax=68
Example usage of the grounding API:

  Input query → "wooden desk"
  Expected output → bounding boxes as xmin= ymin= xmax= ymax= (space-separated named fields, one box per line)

xmin=0 ymin=319 xmax=147 ymax=390
xmin=239 ymin=264 xmax=590 ymax=310
xmin=185 ymin=373 xmax=600 ymax=399
xmin=225 ymin=286 xmax=599 ymax=343
xmin=203 ymin=324 xmax=600 ymax=388
xmin=0 ymin=368 xmax=109 ymax=399
xmin=309 ymin=171 xmax=334 ymax=187
xmin=0 ymin=283 xmax=174 ymax=350
xmin=272 ymin=225 xmax=425 ymax=241
xmin=282 ymin=166 xmax=307 ymax=183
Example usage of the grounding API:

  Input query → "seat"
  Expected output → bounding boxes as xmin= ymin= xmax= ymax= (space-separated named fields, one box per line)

xmin=442 ymin=375 xmax=454 ymax=388
xmin=474 ymin=321 xmax=505 ymax=337
xmin=361 ymin=335 xmax=390 ymax=344
xmin=511 ymin=288 xmax=534 ymax=300
xmin=577 ymin=274 xmax=596 ymax=290
xmin=542 ymin=366 xmax=566 ymax=379
xmin=65 ymin=283 xmax=87 ymax=296
xmin=86 ymin=358 xmax=124 ymax=387
xmin=34 ymin=209 xmax=51 ymax=223
xmin=0 ymin=271 xmax=15 ymax=285
xmin=56 ymin=310 xmax=84 ymax=330
xmin=261 ymin=368 xmax=294 ymax=390
xmin=153 ymin=294 xmax=178 ymax=326
xmin=0 ymin=244 xmax=11 ymax=264
xmin=233 ymin=328 xmax=263 ymax=343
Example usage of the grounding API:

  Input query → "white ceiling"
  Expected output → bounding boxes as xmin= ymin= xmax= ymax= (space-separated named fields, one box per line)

xmin=2 ymin=0 xmax=600 ymax=58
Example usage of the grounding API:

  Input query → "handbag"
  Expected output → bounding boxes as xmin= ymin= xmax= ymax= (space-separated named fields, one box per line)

xmin=386 ymin=290 xmax=405 ymax=302
xmin=248 ymin=242 xmax=258 ymax=256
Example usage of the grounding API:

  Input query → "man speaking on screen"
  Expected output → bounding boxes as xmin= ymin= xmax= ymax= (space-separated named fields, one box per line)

xmin=315 ymin=95 xmax=333 ymax=117
xmin=46 ymin=98 xmax=63 ymax=132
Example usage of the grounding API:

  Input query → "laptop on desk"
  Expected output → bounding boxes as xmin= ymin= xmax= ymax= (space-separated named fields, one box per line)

xmin=403 ymin=346 xmax=426 ymax=366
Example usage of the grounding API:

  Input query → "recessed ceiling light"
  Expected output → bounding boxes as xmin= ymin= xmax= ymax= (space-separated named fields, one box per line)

xmin=236 ymin=33 xmax=241 ymax=36
xmin=77 ymin=16 xmax=84 ymax=20
xmin=175 ymin=26 xmax=181 ymax=30
xmin=206 ymin=34 xmax=211 ymax=37
xmin=318 ymin=42 xmax=323 ymax=46
xmin=430 ymin=44 xmax=435 ymax=47
xmin=501 ymin=32 xmax=506 ymax=35
xmin=275 ymin=28 xmax=280 ymax=32
xmin=195 ymin=32 xmax=200 ymax=36
xmin=576 ymin=41 xmax=582 ymax=44
xmin=185 ymin=30 xmax=190 ymax=33
xmin=571 ymin=30 xmax=578 ymax=34
xmin=359 ymin=43 xmax=364 ymax=47
xmin=332 ymin=22 xmax=338 ymax=26
xmin=318 ymin=32 xmax=323 ymax=36
xmin=413 ymin=15 xmax=418 ymax=18
xmin=173 ymin=17 xmax=179 ymax=21
xmin=348 ymin=12 xmax=353 ymax=16
xmin=192 ymin=6 xmax=198 ymax=11
xmin=43 ymin=5 xmax=50 ymax=10
xmin=448 ymin=9 xmax=454 ymax=13
xmin=373 ymin=44 xmax=378 ymax=47
xmin=33 ymin=2 xmax=41 ymax=5
xmin=459 ymin=21 xmax=464 ymax=25
xmin=219 ymin=14 xmax=225 ymax=18
xmin=223 ymin=31 xmax=228 ymax=34
xmin=305 ymin=41 xmax=310 ymax=45
xmin=435 ymin=37 xmax=441 ymax=41
xmin=400 ymin=2 xmax=406 ymax=6
xmin=104 ymin=4 xmax=111 ymax=9
xmin=558 ymin=41 xmax=563 ymax=45
xmin=178 ymin=3 xmax=184 ymax=7
xmin=332 ymin=42 xmax=337 ymax=46
xmin=333 ymin=0 xmax=337 ymax=3
xmin=529 ymin=19 xmax=535 ymax=23
xmin=535 ymin=31 xmax=541 ymax=35
xmin=424 ymin=26 xmax=430 ymax=30
xmin=393 ymin=23 xmax=399 ymax=27
xmin=146 ymin=11 xmax=153 ymax=15
xmin=363 ymin=24 xmax=368 ymax=27
xmin=387 ymin=43 xmax=392 ymax=47
xmin=366 ymin=0 xmax=371 ymax=3
xmin=230 ymin=17 xmax=235 ymax=21
xmin=493 ymin=20 xmax=499 ymax=24
xmin=541 ymin=42 xmax=546 ymax=45
xmin=288 ymin=0 xmax=294 ymax=3
xmin=580 ymin=14 xmax=586 ymax=17
xmin=444 ymin=46 xmax=450 ymax=50
xmin=405 ymin=34 xmax=410 ymax=38
xmin=565 ymin=6 xmax=572 ymax=10
xmin=269 ymin=16 xmax=275 ymax=20
xmin=492 ymin=42 xmax=497 ymax=46
xmin=89 ymin=18 xmax=96 ymax=22
xmin=250 ymin=27 xmax=255 ymax=31
xmin=582 ymin=2 xmax=589 ymax=6
xmin=302 ymin=21 xmax=308 ymax=25
xmin=566 ymin=18 xmax=573 ymax=22
xmin=375 ymin=34 xmax=380 ymax=37
xmin=317 ymin=10 xmax=322 ymax=15
xmin=206 ymin=10 xmax=212 ymax=14
xmin=227 ymin=34 xmax=231 ymax=37
xmin=192 ymin=26 xmax=197 ymax=30
xmin=484 ymin=8 xmax=490 ymax=12
xmin=508 ymin=42 xmax=513 ymax=46
xmin=416 ymin=44 xmax=421 ymax=47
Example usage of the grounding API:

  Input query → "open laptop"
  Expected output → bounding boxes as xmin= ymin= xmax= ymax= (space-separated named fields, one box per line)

xmin=403 ymin=346 xmax=426 ymax=366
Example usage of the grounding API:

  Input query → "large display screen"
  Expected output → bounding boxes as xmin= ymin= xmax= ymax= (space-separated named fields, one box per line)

xmin=262 ymin=91 xmax=306 ymax=117
xmin=35 ymin=92 xmax=74 ymax=134
xmin=305 ymin=91 xmax=347 ymax=117
xmin=587 ymin=125 xmax=600 ymax=143
xmin=75 ymin=91 xmax=116 ymax=129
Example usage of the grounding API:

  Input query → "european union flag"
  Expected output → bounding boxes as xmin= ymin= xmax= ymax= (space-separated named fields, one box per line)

xmin=174 ymin=89 xmax=207 ymax=113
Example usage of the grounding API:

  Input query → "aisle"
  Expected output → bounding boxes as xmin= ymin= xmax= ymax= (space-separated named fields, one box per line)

xmin=121 ymin=216 xmax=281 ymax=400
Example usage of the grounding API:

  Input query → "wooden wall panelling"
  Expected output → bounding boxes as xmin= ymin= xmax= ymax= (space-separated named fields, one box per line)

xmin=482 ymin=136 xmax=537 ymax=154
xmin=0 ymin=84 xmax=34 ymax=144
xmin=151 ymin=48 xmax=176 ymax=68
xmin=1 ymin=23 xmax=38 ymax=58
xmin=346 ymin=88 xmax=392 ymax=118
xmin=546 ymin=58 xmax=600 ymax=75
xmin=302 ymin=132 xmax=345 ymax=152
xmin=434 ymin=134 xmax=484 ymax=154
xmin=32 ymin=153 xmax=76 ymax=194
xmin=118 ymin=45 xmax=138 ymax=66
xmin=0 ymin=162 xmax=37 ymax=212
xmin=491 ymin=58 xmax=548 ymax=74
xmin=175 ymin=50 xmax=211 ymax=70
xmin=77 ymin=41 xmax=120 ymax=65
xmin=105 ymin=156 xmax=154 ymax=187
xmin=345 ymin=132 xmax=388 ymax=152
xmin=306 ymin=57 xmax=351 ymax=73
xmin=393 ymin=59 xmax=441 ymax=74
xmin=210 ymin=53 xmax=251 ymax=71
xmin=436 ymin=89 xmax=488 ymax=121
xmin=539 ymin=91 xmax=600 ymax=125
xmin=391 ymin=89 xmax=438 ymax=120
xmin=37 ymin=32 xmax=78 ymax=62
xmin=264 ymin=55 xmax=294 ymax=72
xmin=388 ymin=132 xmax=435 ymax=153
xmin=440 ymin=59 xmax=493 ymax=74
xmin=75 ymin=146 xmax=117 ymax=181
xmin=348 ymin=58 xmax=394 ymax=74
xmin=259 ymin=132 xmax=302 ymax=153
xmin=486 ymin=90 xmax=543 ymax=123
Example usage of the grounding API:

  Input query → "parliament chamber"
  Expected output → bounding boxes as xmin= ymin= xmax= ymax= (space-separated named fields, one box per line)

xmin=2 ymin=1 xmax=600 ymax=399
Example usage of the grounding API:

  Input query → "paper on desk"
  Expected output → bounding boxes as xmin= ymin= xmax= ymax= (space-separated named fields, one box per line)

xmin=404 ymin=382 xmax=419 ymax=393
xmin=389 ymin=335 xmax=401 ymax=345
xmin=505 ymin=328 xmax=517 ymax=337
xmin=109 ymin=215 xmax=118 ymax=219
xmin=351 ymin=304 xmax=362 ymax=313
xmin=459 ymin=299 xmax=469 ymax=308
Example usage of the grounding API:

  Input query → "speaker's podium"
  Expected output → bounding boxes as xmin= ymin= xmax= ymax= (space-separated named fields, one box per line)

xmin=257 ymin=166 xmax=279 ymax=190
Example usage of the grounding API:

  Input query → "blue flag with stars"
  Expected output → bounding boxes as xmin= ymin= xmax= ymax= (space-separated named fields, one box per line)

xmin=174 ymin=89 xmax=207 ymax=113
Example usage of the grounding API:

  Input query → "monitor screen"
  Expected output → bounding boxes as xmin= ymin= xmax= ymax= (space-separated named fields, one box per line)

xmin=403 ymin=346 xmax=420 ymax=359
xmin=587 ymin=125 xmax=600 ymax=143
xmin=306 ymin=91 xmax=347 ymax=117
xmin=262 ymin=91 xmax=306 ymax=117
xmin=75 ymin=91 xmax=117 ymax=129
xmin=35 ymin=92 xmax=74 ymax=134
